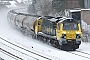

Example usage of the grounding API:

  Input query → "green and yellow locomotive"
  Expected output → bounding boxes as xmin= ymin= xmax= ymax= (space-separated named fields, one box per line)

xmin=8 ymin=10 xmax=82 ymax=51
xmin=34 ymin=16 xmax=82 ymax=50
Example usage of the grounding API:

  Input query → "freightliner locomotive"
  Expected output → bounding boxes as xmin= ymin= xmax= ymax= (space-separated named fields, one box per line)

xmin=7 ymin=9 xmax=82 ymax=51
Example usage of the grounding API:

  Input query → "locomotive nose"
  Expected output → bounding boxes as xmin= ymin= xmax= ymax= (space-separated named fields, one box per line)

xmin=66 ymin=31 xmax=76 ymax=39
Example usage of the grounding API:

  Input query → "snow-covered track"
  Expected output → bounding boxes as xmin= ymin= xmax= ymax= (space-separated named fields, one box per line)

xmin=0 ymin=35 xmax=52 ymax=60
xmin=76 ymin=50 xmax=90 ymax=56
xmin=0 ymin=57 xmax=4 ymax=60
xmin=69 ymin=50 xmax=90 ymax=59
xmin=0 ymin=47 xmax=24 ymax=60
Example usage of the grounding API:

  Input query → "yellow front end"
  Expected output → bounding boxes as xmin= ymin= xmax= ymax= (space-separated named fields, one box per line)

xmin=56 ymin=22 xmax=82 ymax=46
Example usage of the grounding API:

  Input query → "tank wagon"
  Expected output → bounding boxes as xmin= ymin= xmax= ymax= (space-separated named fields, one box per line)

xmin=7 ymin=10 xmax=82 ymax=51
xmin=7 ymin=10 xmax=40 ymax=35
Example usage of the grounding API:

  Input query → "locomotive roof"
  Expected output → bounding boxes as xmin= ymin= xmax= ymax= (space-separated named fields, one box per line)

xmin=48 ymin=17 xmax=73 ymax=23
xmin=59 ymin=18 xmax=80 ymax=23
xmin=42 ymin=16 xmax=79 ymax=23
xmin=43 ymin=16 xmax=61 ymax=22
xmin=48 ymin=18 xmax=58 ymax=22
xmin=59 ymin=17 xmax=73 ymax=23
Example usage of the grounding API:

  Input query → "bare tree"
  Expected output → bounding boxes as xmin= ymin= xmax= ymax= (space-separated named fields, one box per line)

xmin=27 ymin=0 xmax=53 ymax=16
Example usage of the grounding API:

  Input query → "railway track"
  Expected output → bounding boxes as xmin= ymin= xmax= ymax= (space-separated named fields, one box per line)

xmin=0 ymin=47 xmax=24 ymax=60
xmin=0 ymin=35 xmax=52 ymax=60
xmin=69 ymin=50 xmax=90 ymax=59
xmin=0 ymin=57 xmax=4 ymax=60
xmin=76 ymin=50 xmax=90 ymax=56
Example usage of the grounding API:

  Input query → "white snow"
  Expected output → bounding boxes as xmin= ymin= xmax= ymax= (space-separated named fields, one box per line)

xmin=6 ymin=1 xmax=17 ymax=8
xmin=0 ymin=51 xmax=15 ymax=60
xmin=0 ymin=1 xmax=90 ymax=60
xmin=70 ymin=10 xmax=81 ymax=12
xmin=16 ymin=0 xmax=22 ymax=3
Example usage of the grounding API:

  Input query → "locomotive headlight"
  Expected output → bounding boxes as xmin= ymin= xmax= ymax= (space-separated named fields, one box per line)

xmin=76 ymin=34 xmax=81 ymax=45
xmin=59 ymin=34 xmax=67 ymax=45
xmin=62 ymin=34 xmax=66 ymax=39
xmin=76 ymin=34 xmax=81 ymax=39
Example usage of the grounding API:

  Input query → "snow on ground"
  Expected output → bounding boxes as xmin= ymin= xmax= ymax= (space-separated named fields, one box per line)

xmin=0 ymin=1 xmax=90 ymax=60
xmin=78 ymin=42 xmax=90 ymax=54
xmin=0 ymin=51 xmax=15 ymax=60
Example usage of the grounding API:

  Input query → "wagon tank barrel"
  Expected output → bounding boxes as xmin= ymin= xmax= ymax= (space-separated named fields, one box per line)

xmin=7 ymin=9 xmax=41 ymax=34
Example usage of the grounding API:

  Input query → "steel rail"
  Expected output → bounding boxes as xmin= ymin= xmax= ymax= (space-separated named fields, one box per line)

xmin=0 ymin=47 xmax=24 ymax=60
xmin=0 ymin=36 xmax=52 ymax=60
xmin=68 ymin=50 xmax=90 ymax=59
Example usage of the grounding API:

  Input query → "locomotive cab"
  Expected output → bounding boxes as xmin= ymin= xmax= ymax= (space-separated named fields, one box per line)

xmin=56 ymin=18 xmax=82 ymax=50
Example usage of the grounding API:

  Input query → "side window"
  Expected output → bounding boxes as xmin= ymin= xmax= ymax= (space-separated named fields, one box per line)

xmin=52 ymin=23 xmax=56 ymax=29
xmin=38 ymin=21 xmax=41 ymax=25
xmin=58 ymin=23 xmax=60 ymax=30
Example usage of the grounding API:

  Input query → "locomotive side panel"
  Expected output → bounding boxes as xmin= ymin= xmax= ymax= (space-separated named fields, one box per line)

xmin=42 ymin=19 xmax=56 ymax=36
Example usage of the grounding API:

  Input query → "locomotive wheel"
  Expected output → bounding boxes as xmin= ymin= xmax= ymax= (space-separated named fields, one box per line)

xmin=43 ymin=37 xmax=47 ymax=43
xmin=37 ymin=35 xmax=40 ymax=40
xmin=32 ymin=34 xmax=36 ymax=39
xmin=39 ymin=36 xmax=42 ymax=41
xmin=46 ymin=38 xmax=50 ymax=45
xmin=59 ymin=45 xmax=63 ymax=50
xmin=50 ymin=39 xmax=56 ymax=47
xmin=32 ymin=34 xmax=35 ymax=39
xmin=72 ymin=48 xmax=76 ymax=51
xmin=56 ymin=41 xmax=60 ymax=48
